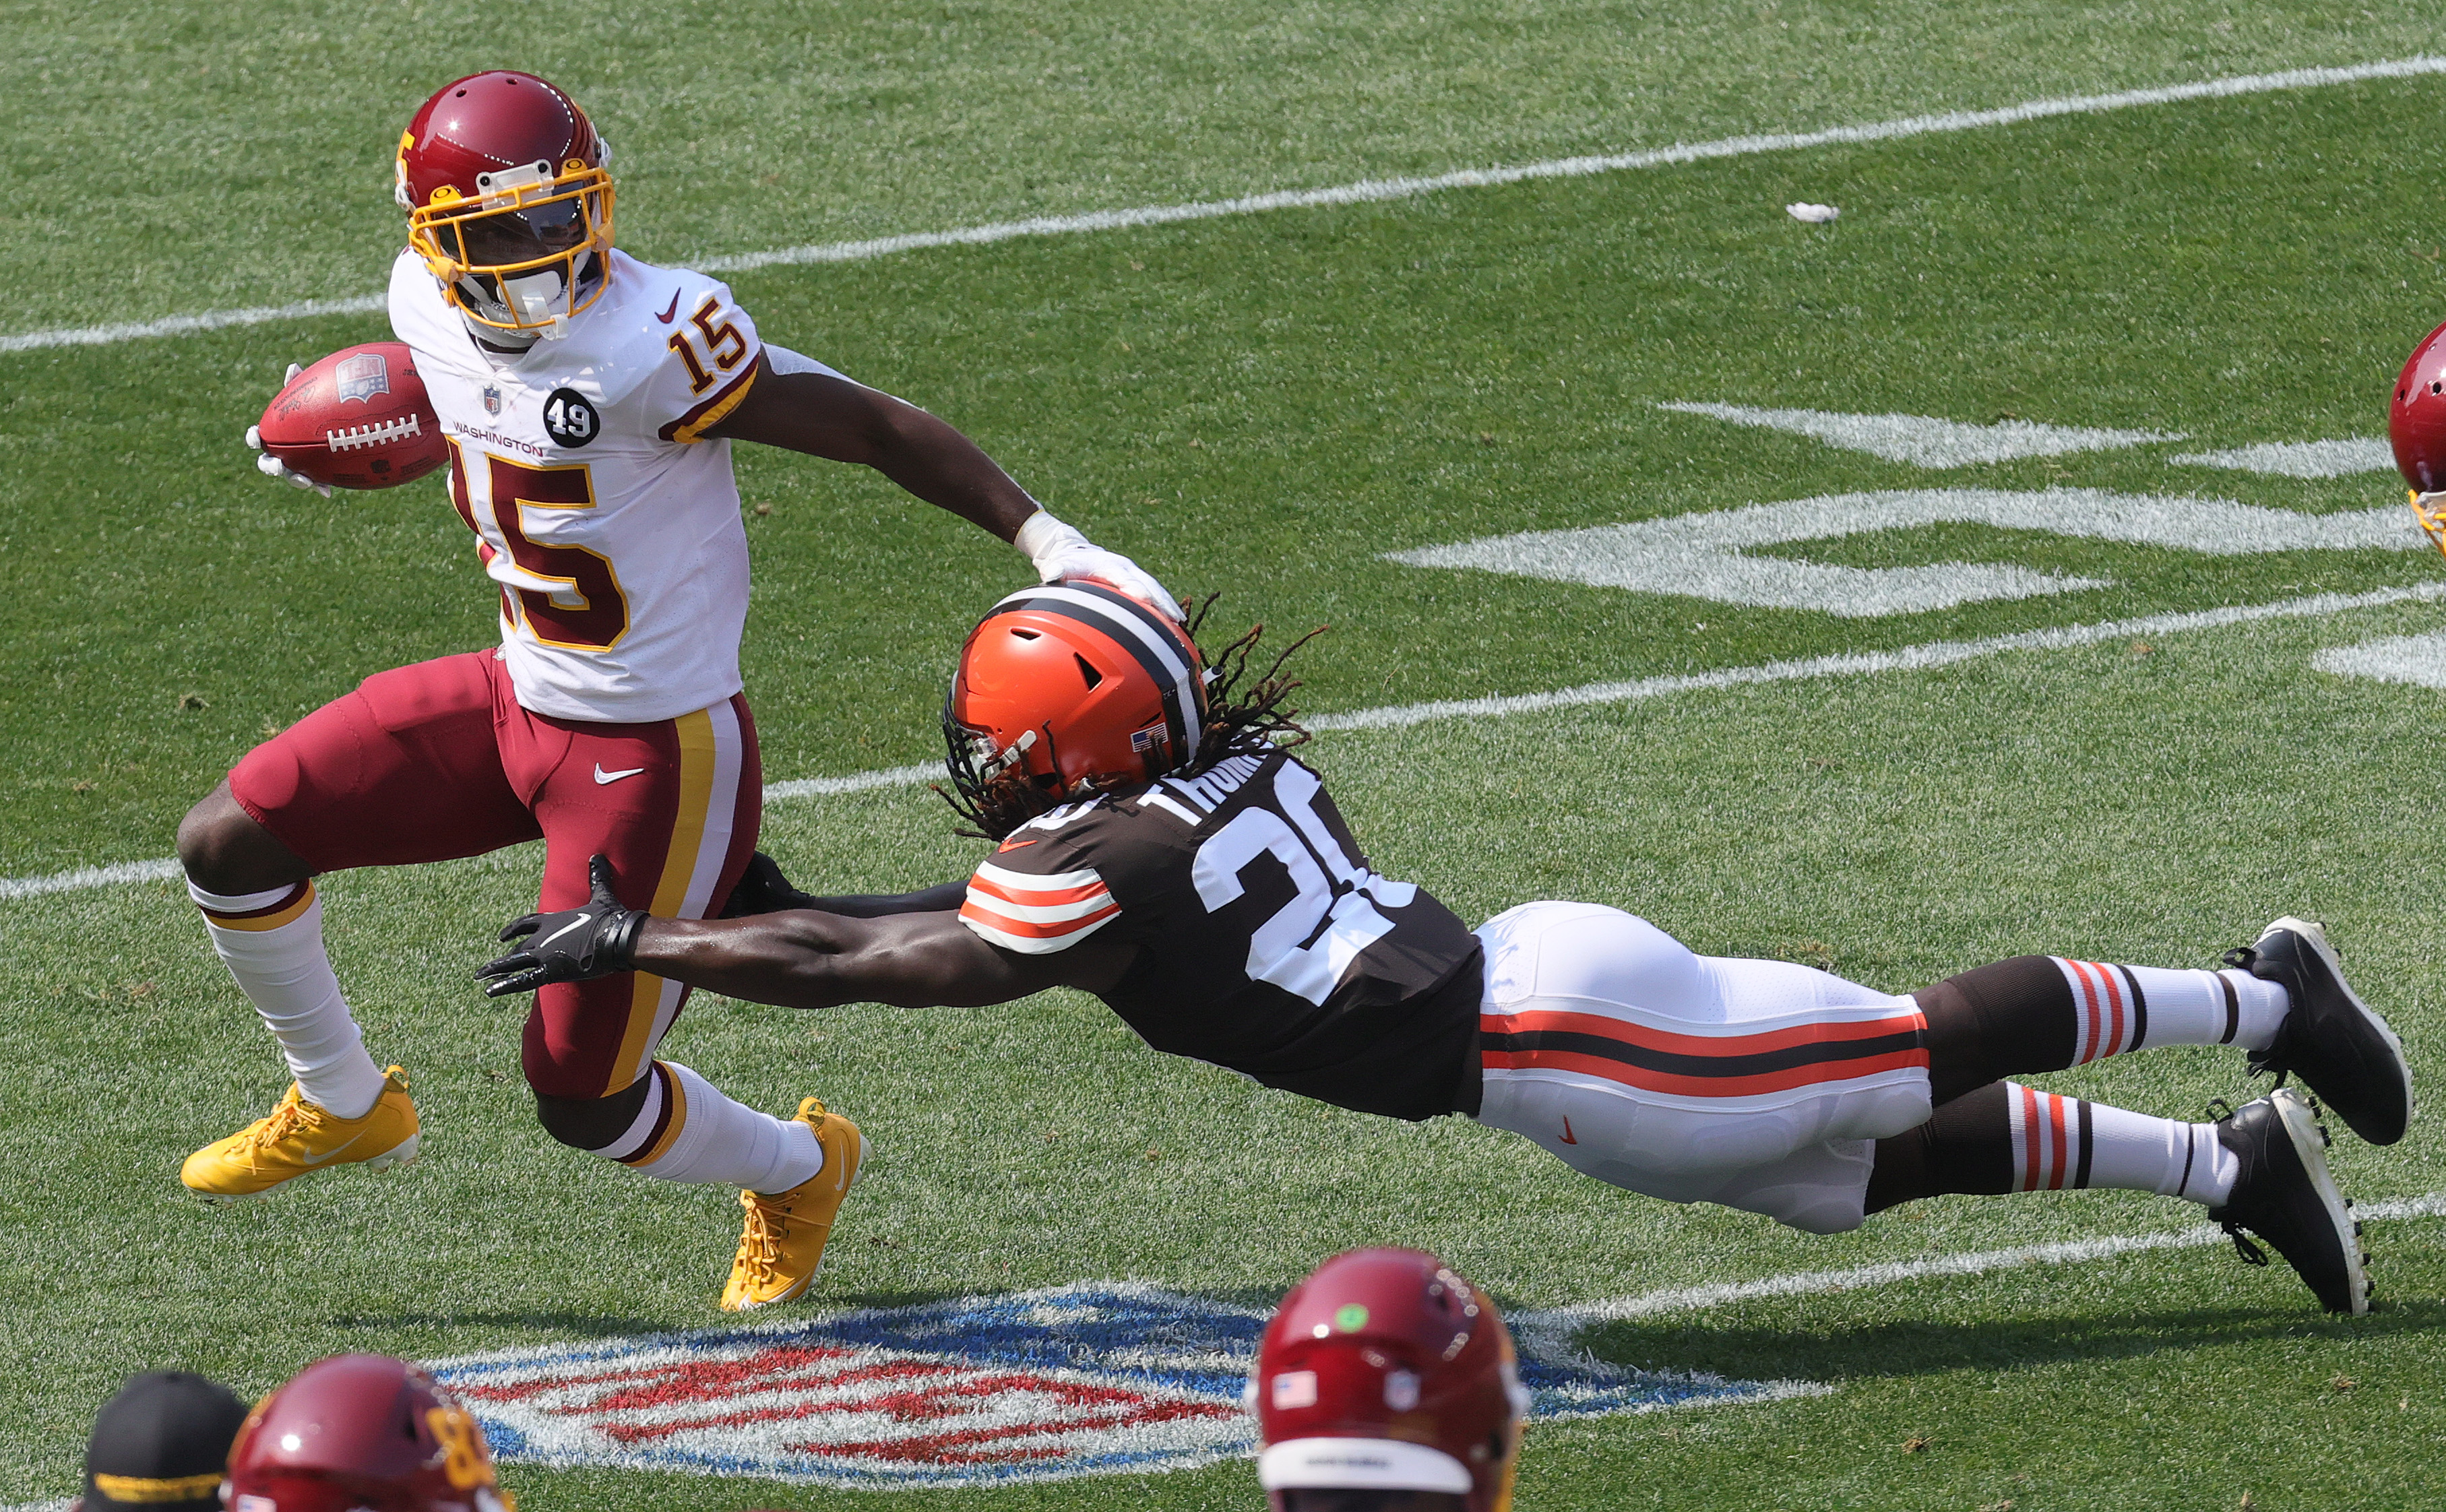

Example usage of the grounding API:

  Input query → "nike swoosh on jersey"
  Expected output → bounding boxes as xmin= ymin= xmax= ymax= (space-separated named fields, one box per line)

xmin=594 ymin=764 xmax=647 ymax=785
xmin=654 ymin=291 xmax=681 ymax=323
xmin=997 ymin=838 xmax=1039 ymax=851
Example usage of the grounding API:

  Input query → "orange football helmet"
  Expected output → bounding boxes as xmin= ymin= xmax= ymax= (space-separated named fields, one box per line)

xmin=943 ymin=581 xmax=1207 ymax=820
xmin=396 ymin=71 xmax=614 ymax=340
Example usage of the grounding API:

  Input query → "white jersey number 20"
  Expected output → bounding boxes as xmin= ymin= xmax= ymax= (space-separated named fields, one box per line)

xmin=1190 ymin=763 xmax=1418 ymax=1007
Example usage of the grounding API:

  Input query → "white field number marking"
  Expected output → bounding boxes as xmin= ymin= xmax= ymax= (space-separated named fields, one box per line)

xmin=1387 ymin=489 xmax=2422 ymax=617
xmin=2313 ymin=629 xmax=2446 ymax=688
xmin=2170 ymin=437 xmax=2396 ymax=478
xmin=1655 ymin=402 xmax=2181 ymax=467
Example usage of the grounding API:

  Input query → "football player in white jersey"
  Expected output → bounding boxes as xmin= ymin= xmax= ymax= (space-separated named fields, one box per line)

xmin=482 ymin=586 xmax=2410 ymax=1316
xmin=179 ymin=70 xmax=1173 ymax=1311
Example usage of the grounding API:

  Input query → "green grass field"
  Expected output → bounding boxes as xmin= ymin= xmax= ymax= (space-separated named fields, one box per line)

xmin=6 ymin=3 xmax=2446 ymax=1507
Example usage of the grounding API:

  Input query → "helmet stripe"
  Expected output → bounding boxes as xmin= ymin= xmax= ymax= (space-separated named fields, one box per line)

xmin=991 ymin=584 xmax=1201 ymax=765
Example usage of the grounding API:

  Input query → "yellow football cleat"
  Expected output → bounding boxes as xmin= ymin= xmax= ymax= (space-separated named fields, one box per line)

xmin=721 ymin=1099 xmax=867 ymax=1312
xmin=180 ymin=1066 xmax=420 ymax=1202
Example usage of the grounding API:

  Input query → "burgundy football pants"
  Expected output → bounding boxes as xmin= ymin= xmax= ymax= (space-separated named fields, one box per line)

xmin=228 ymin=650 xmax=760 ymax=1098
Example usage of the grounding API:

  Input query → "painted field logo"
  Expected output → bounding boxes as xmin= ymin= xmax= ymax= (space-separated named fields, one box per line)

xmin=427 ymin=1282 xmax=1793 ymax=1490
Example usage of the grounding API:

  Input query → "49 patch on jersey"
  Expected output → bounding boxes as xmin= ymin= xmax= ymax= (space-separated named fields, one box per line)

xmin=427 ymin=1282 xmax=1790 ymax=1488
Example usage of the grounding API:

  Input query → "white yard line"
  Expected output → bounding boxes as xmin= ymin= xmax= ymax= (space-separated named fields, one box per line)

xmin=1509 ymin=1189 xmax=2446 ymax=1356
xmin=7 ymin=580 xmax=2439 ymax=902
xmin=1305 ymin=579 xmax=2446 ymax=732
xmin=0 ymin=856 xmax=185 ymax=901
xmin=4 ymin=55 xmax=2441 ymax=356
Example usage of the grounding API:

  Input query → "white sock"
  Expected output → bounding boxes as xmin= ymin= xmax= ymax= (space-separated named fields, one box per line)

xmin=615 ymin=1061 xmax=823 ymax=1193
xmin=191 ymin=879 xmax=386 ymax=1120
xmin=2007 ymin=1083 xmax=2237 ymax=1205
xmin=2053 ymin=959 xmax=2288 ymax=1059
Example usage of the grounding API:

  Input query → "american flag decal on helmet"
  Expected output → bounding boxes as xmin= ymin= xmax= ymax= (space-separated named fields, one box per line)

xmin=422 ymin=1283 xmax=1806 ymax=1490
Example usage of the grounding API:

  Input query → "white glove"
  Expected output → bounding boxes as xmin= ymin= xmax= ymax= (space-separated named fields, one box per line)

xmin=1014 ymin=510 xmax=1180 ymax=621
xmin=245 ymin=363 xmax=331 ymax=497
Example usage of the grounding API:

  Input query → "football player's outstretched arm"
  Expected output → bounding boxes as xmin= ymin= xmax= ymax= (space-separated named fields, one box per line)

xmin=705 ymin=354 xmax=1177 ymax=615
xmin=719 ymin=850 xmax=966 ymax=920
xmin=478 ymin=855 xmax=1129 ymax=1009
xmin=628 ymin=908 xmax=1131 ymax=1010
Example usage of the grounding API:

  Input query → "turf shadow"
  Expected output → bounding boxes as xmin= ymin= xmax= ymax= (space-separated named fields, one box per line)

xmin=1575 ymin=1295 xmax=2446 ymax=1383
xmin=323 ymin=1310 xmax=677 ymax=1341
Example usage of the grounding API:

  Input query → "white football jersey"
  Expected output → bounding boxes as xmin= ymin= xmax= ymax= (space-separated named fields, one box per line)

xmin=389 ymin=245 xmax=835 ymax=724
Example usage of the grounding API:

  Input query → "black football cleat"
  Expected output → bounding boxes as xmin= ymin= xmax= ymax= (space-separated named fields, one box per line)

xmin=2226 ymin=918 xmax=2412 ymax=1146
xmin=2207 ymin=1090 xmax=2369 ymax=1315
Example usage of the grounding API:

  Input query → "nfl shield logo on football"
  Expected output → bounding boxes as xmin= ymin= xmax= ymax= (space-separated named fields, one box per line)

xmin=482 ymin=383 xmax=504 ymax=416
xmin=334 ymin=350 xmax=390 ymax=404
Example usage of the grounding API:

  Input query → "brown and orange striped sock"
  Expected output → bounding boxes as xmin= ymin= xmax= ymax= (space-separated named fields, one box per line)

xmin=1917 ymin=955 xmax=2288 ymax=1103
xmin=1868 ymin=1080 xmax=2236 ymax=1213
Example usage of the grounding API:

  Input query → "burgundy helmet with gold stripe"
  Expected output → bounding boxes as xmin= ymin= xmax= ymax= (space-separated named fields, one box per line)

xmin=224 ymin=1355 xmax=513 ymax=1512
xmin=943 ymin=580 xmax=1208 ymax=817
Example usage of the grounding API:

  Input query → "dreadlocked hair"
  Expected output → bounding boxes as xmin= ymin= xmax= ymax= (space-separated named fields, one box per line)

xmin=932 ymin=594 xmax=1326 ymax=842
xmin=1178 ymin=593 xmax=1324 ymax=776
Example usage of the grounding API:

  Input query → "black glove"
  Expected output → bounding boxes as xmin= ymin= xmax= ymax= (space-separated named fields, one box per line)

xmin=477 ymin=854 xmax=648 ymax=998
xmin=720 ymin=850 xmax=817 ymax=918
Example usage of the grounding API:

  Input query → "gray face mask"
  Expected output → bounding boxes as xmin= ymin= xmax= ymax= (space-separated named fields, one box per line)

xmin=455 ymin=263 xmax=590 ymax=348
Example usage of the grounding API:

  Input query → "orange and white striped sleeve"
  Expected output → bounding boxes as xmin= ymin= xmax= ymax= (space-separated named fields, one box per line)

xmin=958 ymin=858 xmax=1122 ymax=954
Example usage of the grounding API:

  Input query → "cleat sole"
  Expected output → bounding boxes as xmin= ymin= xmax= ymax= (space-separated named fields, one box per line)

xmin=360 ymin=1132 xmax=420 ymax=1173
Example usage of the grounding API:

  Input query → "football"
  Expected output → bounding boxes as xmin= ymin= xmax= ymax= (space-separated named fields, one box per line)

xmin=254 ymin=341 xmax=447 ymax=491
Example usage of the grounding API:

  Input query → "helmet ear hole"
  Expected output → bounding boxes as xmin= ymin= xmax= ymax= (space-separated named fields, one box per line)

xmin=1074 ymin=654 xmax=1103 ymax=690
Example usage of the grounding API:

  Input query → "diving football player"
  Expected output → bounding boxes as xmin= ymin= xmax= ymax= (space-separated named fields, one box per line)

xmin=481 ymin=585 xmax=2410 ymax=1313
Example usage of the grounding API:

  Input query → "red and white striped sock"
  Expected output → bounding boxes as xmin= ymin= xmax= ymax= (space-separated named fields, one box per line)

xmin=2051 ymin=959 xmax=2287 ymax=1061
xmin=2005 ymin=1082 xmax=2236 ymax=1205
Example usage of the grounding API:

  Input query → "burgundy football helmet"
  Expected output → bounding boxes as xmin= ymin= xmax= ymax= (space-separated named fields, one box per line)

xmin=224 ymin=1355 xmax=513 ymax=1512
xmin=1253 ymin=1249 xmax=1530 ymax=1512
xmin=396 ymin=71 xmax=614 ymax=341
xmin=2388 ymin=317 xmax=2446 ymax=555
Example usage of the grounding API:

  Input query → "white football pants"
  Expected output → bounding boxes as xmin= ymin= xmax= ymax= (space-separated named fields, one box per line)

xmin=1473 ymin=902 xmax=1933 ymax=1234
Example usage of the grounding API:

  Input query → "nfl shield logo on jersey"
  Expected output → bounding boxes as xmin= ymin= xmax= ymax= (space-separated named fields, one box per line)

xmin=482 ymin=383 xmax=503 ymax=416
xmin=334 ymin=350 xmax=391 ymax=404
xmin=425 ymin=1282 xmax=1803 ymax=1490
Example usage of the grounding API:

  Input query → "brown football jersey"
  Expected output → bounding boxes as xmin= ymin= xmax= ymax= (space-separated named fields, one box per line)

xmin=959 ymin=748 xmax=1484 ymax=1120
